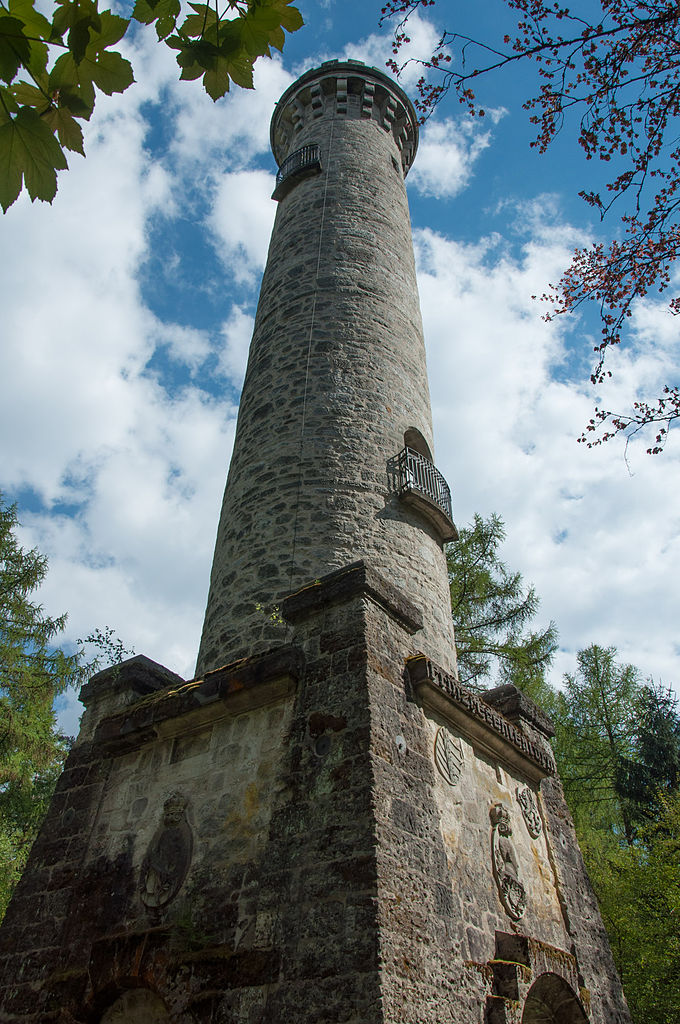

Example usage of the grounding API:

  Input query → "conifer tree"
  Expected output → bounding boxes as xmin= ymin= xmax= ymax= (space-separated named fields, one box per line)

xmin=447 ymin=512 xmax=557 ymax=690
xmin=0 ymin=494 xmax=87 ymax=916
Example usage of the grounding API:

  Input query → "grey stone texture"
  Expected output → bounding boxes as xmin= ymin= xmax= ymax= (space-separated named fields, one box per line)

xmin=0 ymin=62 xmax=631 ymax=1024
xmin=197 ymin=60 xmax=457 ymax=678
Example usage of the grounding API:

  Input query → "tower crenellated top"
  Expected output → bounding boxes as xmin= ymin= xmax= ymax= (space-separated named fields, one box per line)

xmin=270 ymin=59 xmax=419 ymax=175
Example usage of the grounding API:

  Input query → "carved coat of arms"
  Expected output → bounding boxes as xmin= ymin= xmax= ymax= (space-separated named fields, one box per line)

xmin=490 ymin=802 xmax=527 ymax=921
xmin=434 ymin=727 xmax=464 ymax=787
xmin=516 ymin=785 xmax=543 ymax=838
xmin=140 ymin=793 xmax=193 ymax=909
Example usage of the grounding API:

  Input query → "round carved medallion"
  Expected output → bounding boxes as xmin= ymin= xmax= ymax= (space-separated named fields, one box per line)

xmin=434 ymin=727 xmax=464 ymax=787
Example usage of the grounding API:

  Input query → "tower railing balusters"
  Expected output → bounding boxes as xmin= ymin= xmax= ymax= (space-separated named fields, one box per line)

xmin=397 ymin=446 xmax=454 ymax=524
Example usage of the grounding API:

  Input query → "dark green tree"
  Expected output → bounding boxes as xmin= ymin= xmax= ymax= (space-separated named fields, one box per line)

xmin=555 ymin=644 xmax=642 ymax=839
xmin=547 ymin=645 xmax=680 ymax=1023
xmin=615 ymin=683 xmax=680 ymax=834
xmin=0 ymin=494 xmax=131 ymax=919
xmin=580 ymin=794 xmax=680 ymax=1024
xmin=0 ymin=494 xmax=86 ymax=915
xmin=448 ymin=512 xmax=557 ymax=691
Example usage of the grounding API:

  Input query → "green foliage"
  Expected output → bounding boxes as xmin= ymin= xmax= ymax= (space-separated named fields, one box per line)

xmin=0 ymin=0 xmax=304 ymax=210
xmin=0 ymin=494 xmax=132 ymax=920
xmin=447 ymin=512 xmax=557 ymax=690
xmin=555 ymin=645 xmax=642 ymax=838
xmin=615 ymin=684 xmax=680 ymax=832
xmin=0 ymin=494 xmax=85 ymax=917
xmin=544 ymin=644 xmax=680 ymax=1023
xmin=578 ymin=797 xmax=680 ymax=1024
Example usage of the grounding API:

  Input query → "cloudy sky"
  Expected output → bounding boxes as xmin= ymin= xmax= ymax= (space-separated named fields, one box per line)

xmin=2 ymin=0 xmax=679 ymax=735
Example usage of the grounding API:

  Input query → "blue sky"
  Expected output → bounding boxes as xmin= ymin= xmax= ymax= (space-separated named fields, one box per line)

xmin=2 ymin=0 xmax=679 ymax=734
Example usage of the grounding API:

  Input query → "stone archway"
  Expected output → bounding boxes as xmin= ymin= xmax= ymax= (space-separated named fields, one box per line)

xmin=100 ymin=988 xmax=171 ymax=1023
xmin=522 ymin=972 xmax=589 ymax=1023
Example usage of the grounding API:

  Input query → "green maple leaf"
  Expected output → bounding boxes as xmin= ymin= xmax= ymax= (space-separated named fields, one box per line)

xmin=240 ymin=5 xmax=281 ymax=58
xmin=10 ymin=80 xmax=49 ymax=110
xmin=0 ymin=103 xmax=68 ymax=211
xmin=87 ymin=9 xmax=128 ymax=49
xmin=0 ymin=15 xmax=31 ymax=84
xmin=83 ymin=49 xmax=133 ymax=94
xmin=48 ymin=36 xmax=133 ymax=115
xmin=51 ymin=0 xmax=102 ymax=64
xmin=48 ymin=52 xmax=95 ymax=117
xmin=267 ymin=0 xmax=303 ymax=34
xmin=42 ymin=104 xmax=84 ymax=153
xmin=7 ymin=0 xmax=51 ymax=40
xmin=221 ymin=48 xmax=254 ymax=90
xmin=177 ymin=3 xmax=215 ymax=37
xmin=132 ymin=0 xmax=180 ymax=39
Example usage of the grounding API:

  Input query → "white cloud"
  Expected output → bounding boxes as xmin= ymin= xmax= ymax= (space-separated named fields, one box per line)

xmin=343 ymin=11 xmax=443 ymax=89
xmin=208 ymin=169 xmax=277 ymax=283
xmin=218 ymin=306 xmax=255 ymax=387
xmin=416 ymin=214 xmax=680 ymax=692
xmin=408 ymin=117 xmax=498 ymax=198
xmin=0 ymin=30 xmax=241 ymax=691
xmin=169 ymin=57 xmax=294 ymax=170
xmin=152 ymin=322 xmax=213 ymax=374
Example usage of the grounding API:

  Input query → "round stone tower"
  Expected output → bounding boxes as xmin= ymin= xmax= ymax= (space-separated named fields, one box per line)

xmin=197 ymin=60 xmax=458 ymax=677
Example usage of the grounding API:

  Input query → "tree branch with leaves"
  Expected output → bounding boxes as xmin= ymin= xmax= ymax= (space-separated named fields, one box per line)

xmin=0 ymin=0 xmax=303 ymax=211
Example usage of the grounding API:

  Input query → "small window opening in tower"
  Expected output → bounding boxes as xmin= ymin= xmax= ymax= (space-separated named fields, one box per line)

xmin=403 ymin=427 xmax=433 ymax=461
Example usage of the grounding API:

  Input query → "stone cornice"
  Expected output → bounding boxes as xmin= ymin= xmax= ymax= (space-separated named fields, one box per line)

xmin=407 ymin=654 xmax=556 ymax=782
xmin=91 ymin=645 xmax=303 ymax=755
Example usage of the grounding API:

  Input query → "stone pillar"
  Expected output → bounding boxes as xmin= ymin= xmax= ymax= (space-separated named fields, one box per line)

xmin=197 ymin=60 xmax=457 ymax=678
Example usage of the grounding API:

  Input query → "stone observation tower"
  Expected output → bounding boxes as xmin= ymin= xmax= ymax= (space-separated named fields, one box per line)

xmin=0 ymin=62 xmax=630 ymax=1024
xmin=197 ymin=59 xmax=457 ymax=678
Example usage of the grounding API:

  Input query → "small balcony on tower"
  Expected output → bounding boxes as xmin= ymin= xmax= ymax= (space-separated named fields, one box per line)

xmin=397 ymin=446 xmax=458 ymax=543
xmin=272 ymin=144 xmax=322 ymax=200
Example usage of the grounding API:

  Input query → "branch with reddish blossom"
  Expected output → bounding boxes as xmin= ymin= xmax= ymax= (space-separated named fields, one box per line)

xmin=381 ymin=0 xmax=680 ymax=452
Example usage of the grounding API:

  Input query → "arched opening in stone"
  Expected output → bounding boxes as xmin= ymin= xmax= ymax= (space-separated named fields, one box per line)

xmin=403 ymin=427 xmax=433 ymax=461
xmin=100 ymin=988 xmax=171 ymax=1023
xmin=521 ymin=973 xmax=589 ymax=1024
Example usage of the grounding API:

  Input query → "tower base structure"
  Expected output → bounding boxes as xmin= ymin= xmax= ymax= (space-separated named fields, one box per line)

xmin=0 ymin=562 xmax=630 ymax=1024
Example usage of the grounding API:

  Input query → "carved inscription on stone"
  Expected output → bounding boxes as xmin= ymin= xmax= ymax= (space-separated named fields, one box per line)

xmin=434 ymin=727 xmax=464 ymax=787
xmin=140 ymin=793 xmax=192 ymax=909
xmin=516 ymin=785 xmax=542 ymax=838
xmin=490 ymin=802 xmax=527 ymax=921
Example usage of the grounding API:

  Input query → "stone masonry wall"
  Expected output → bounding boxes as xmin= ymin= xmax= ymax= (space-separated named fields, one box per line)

xmin=197 ymin=63 xmax=457 ymax=678
xmin=0 ymin=563 xmax=631 ymax=1023
xmin=0 ymin=585 xmax=384 ymax=1024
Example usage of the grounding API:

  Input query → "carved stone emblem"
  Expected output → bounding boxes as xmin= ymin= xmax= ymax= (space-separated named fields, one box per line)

xmin=490 ymin=803 xmax=527 ymax=921
xmin=516 ymin=785 xmax=542 ymax=838
xmin=434 ymin=727 xmax=464 ymax=787
xmin=140 ymin=793 xmax=193 ymax=909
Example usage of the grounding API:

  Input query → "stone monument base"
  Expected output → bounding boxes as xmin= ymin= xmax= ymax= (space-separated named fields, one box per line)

xmin=0 ymin=562 xmax=628 ymax=1024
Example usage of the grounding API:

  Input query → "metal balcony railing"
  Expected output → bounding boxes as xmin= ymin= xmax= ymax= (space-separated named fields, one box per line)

xmin=397 ymin=447 xmax=455 ymax=536
xmin=272 ymin=144 xmax=322 ymax=199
